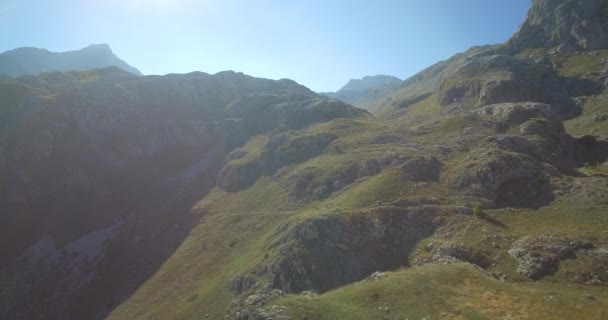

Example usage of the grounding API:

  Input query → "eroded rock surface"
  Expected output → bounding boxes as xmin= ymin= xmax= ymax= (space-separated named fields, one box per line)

xmin=506 ymin=0 xmax=608 ymax=53
xmin=508 ymin=233 xmax=594 ymax=279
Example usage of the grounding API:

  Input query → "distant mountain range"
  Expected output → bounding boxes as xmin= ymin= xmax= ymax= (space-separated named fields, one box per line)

xmin=321 ymin=75 xmax=402 ymax=113
xmin=0 ymin=44 xmax=142 ymax=77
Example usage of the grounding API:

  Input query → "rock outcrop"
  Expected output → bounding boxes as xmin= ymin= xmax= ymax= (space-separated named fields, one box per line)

xmin=227 ymin=206 xmax=459 ymax=318
xmin=508 ymin=233 xmax=594 ymax=279
xmin=438 ymin=54 xmax=600 ymax=118
xmin=257 ymin=206 xmax=453 ymax=293
xmin=449 ymin=150 xmax=555 ymax=208
xmin=217 ymin=132 xmax=338 ymax=192
xmin=506 ymin=0 xmax=608 ymax=53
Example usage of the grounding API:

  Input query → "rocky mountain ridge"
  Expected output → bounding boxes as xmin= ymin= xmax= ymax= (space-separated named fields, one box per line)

xmin=1 ymin=0 xmax=608 ymax=319
xmin=0 ymin=68 xmax=366 ymax=320
xmin=0 ymin=44 xmax=142 ymax=77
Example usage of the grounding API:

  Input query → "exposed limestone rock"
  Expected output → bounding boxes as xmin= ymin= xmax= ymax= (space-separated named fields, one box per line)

xmin=438 ymin=55 xmax=600 ymax=118
xmin=366 ymin=271 xmax=388 ymax=281
xmin=476 ymin=102 xmax=556 ymax=126
xmin=230 ymin=276 xmax=257 ymax=294
xmin=506 ymin=0 xmax=608 ymax=53
xmin=477 ymin=102 xmax=608 ymax=170
xmin=433 ymin=243 xmax=490 ymax=268
xmin=508 ymin=233 xmax=594 ymax=279
xmin=249 ymin=206 xmax=450 ymax=294
xmin=449 ymin=150 xmax=555 ymax=208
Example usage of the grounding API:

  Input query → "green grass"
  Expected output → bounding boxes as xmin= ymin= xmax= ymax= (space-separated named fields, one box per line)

xmin=317 ymin=168 xmax=458 ymax=210
xmin=555 ymin=50 xmax=608 ymax=78
xmin=105 ymin=93 xmax=608 ymax=320
xmin=274 ymin=263 xmax=608 ymax=320
xmin=564 ymin=89 xmax=608 ymax=137
xmin=411 ymin=203 xmax=608 ymax=285
xmin=106 ymin=177 xmax=302 ymax=320
xmin=578 ymin=163 xmax=608 ymax=176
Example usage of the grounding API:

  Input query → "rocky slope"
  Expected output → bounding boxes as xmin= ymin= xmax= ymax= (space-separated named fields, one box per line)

xmin=0 ymin=44 xmax=142 ymax=77
xmin=0 ymin=68 xmax=366 ymax=320
xmin=506 ymin=0 xmax=608 ymax=53
xmin=2 ymin=0 xmax=608 ymax=319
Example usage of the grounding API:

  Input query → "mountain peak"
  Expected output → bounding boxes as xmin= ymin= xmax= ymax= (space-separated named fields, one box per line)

xmin=340 ymin=75 xmax=402 ymax=92
xmin=80 ymin=43 xmax=113 ymax=53
xmin=506 ymin=0 xmax=608 ymax=53
xmin=0 ymin=44 xmax=142 ymax=77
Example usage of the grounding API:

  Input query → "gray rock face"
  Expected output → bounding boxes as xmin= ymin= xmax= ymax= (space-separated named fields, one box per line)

xmin=476 ymin=102 xmax=556 ymax=126
xmin=253 ymin=206 xmax=449 ymax=294
xmin=449 ymin=150 xmax=555 ymax=208
xmin=508 ymin=233 xmax=594 ymax=279
xmin=225 ymin=205 xmax=455 ymax=319
xmin=477 ymin=102 xmax=608 ymax=170
xmin=506 ymin=0 xmax=608 ymax=53
xmin=439 ymin=55 xmax=600 ymax=118
xmin=433 ymin=243 xmax=490 ymax=268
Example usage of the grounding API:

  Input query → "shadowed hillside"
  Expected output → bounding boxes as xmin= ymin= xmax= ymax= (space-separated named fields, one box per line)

xmin=1 ymin=0 xmax=608 ymax=319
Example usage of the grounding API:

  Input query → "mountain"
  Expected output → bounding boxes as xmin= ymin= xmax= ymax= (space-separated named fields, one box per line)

xmin=0 ymin=44 xmax=142 ymax=77
xmin=338 ymin=75 xmax=402 ymax=92
xmin=2 ymin=0 xmax=608 ymax=319
xmin=506 ymin=0 xmax=608 ymax=53
xmin=321 ymin=75 xmax=402 ymax=113
xmin=0 ymin=68 xmax=366 ymax=320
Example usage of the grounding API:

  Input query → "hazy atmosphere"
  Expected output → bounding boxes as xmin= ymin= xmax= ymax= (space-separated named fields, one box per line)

xmin=3 ymin=0 xmax=608 ymax=319
xmin=0 ymin=0 xmax=529 ymax=91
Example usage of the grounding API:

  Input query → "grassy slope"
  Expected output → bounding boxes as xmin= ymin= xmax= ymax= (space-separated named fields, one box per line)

xmin=106 ymin=117 xmax=417 ymax=319
xmin=107 ymin=116 xmax=608 ymax=320
xmin=107 ymin=177 xmax=294 ymax=319
xmin=557 ymin=49 xmax=608 ymax=137
xmin=273 ymin=203 xmax=608 ymax=320
xmin=106 ymin=50 xmax=608 ymax=320
xmin=277 ymin=263 xmax=608 ymax=320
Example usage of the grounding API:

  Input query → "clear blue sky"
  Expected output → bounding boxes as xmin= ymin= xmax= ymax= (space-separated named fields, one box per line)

xmin=0 ymin=0 xmax=530 ymax=92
